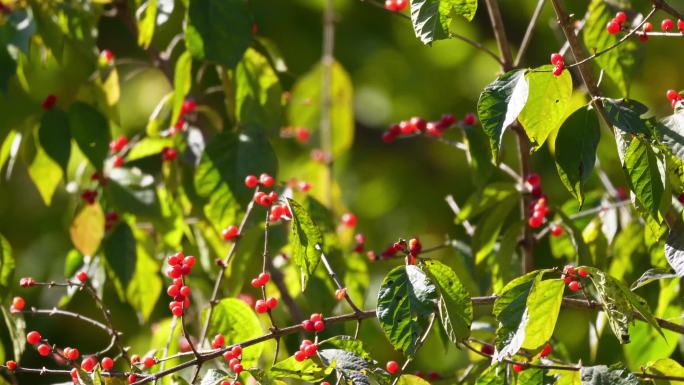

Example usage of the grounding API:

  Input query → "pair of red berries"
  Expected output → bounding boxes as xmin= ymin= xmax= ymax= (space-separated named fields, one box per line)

xmin=667 ymin=89 xmax=683 ymax=108
xmin=19 ymin=277 xmax=36 ymax=287
xmin=269 ymin=203 xmax=292 ymax=222
xmin=549 ymin=53 xmax=565 ymax=76
xmin=386 ymin=360 xmax=400 ymax=374
xmin=104 ymin=211 xmax=119 ymax=231
xmin=254 ymin=297 xmax=278 ymax=313
xmin=381 ymin=241 xmax=405 ymax=259
xmin=63 ymin=347 xmax=80 ymax=361
xmin=223 ymin=345 xmax=244 ymax=373
xmin=250 ymin=272 xmax=271 ymax=288
xmin=280 ymin=126 xmax=311 ymax=143
xmin=255 ymin=191 xmax=279 ymax=206
xmin=562 ymin=265 xmax=587 ymax=292
xmin=81 ymin=189 xmax=98 ymax=205
xmin=384 ymin=0 xmax=407 ymax=12
xmin=353 ymin=233 xmax=365 ymax=253
xmin=162 ymin=147 xmax=178 ymax=161
xmin=9 ymin=296 xmax=25 ymax=313
xmin=301 ymin=313 xmax=326 ymax=332
xmin=131 ymin=354 xmax=156 ymax=369
xmin=606 ymin=11 xmax=628 ymax=35
xmin=294 ymin=339 xmax=318 ymax=361
xmin=110 ymin=135 xmax=128 ymax=153
xmin=245 ymin=173 xmax=275 ymax=189
xmin=222 ymin=225 xmax=239 ymax=241
xmin=287 ymin=178 xmax=312 ymax=193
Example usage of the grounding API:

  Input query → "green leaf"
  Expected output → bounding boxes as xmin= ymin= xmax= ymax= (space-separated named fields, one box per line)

xmin=270 ymin=355 xmax=334 ymax=382
xmin=28 ymin=141 xmax=62 ymax=206
xmin=319 ymin=349 xmax=372 ymax=385
xmin=397 ymin=374 xmax=433 ymax=385
xmin=583 ymin=0 xmax=638 ymax=95
xmin=554 ymin=106 xmax=600 ymax=206
xmin=248 ymin=368 xmax=287 ymax=385
xmin=1 ymin=305 xmax=25 ymax=362
xmin=287 ymin=61 xmax=354 ymax=157
xmin=38 ymin=108 xmax=70 ymax=172
xmin=555 ymin=210 xmax=592 ymax=265
xmin=623 ymin=137 xmax=663 ymax=218
xmin=236 ymin=48 xmax=283 ymax=134
xmin=200 ymin=369 xmax=229 ymax=385
xmin=518 ymin=368 xmax=557 ymax=385
xmin=171 ymin=51 xmax=192 ymax=129
xmin=474 ymin=365 xmax=506 ymax=385
xmin=463 ymin=124 xmax=495 ymax=186
xmin=127 ymin=137 xmax=174 ymax=161
xmin=105 ymin=179 xmax=162 ymax=219
xmin=185 ymin=0 xmax=252 ymax=68
xmin=138 ymin=0 xmax=158 ymax=48
xmin=630 ymin=268 xmax=677 ymax=290
xmin=579 ymin=365 xmax=639 ymax=385
xmin=68 ymin=102 xmax=111 ymax=168
xmin=455 ymin=182 xmax=518 ymax=223
xmin=409 ymin=0 xmax=477 ymax=44
xmin=521 ymin=279 xmax=564 ymax=350
xmin=0 ymin=235 xmax=14 ymax=299
xmin=70 ymin=203 xmax=105 ymax=256
xmin=422 ymin=260 xmax=473 ymax=344
xmin=320 ymin=336 xmax=372 ymax=361
xmin=518 ymin=65 xmax=572 ymax=149
xmin=204 ymin=298 xmax=263 ymax=368
xmin=125 ymin=243 xmax=164 ymax=322
xmin=0 ymin=47 xmax=16 ymax=93
xmin=103 ymin=222 xmax=136 ymax=291
xmin=471 ymin=197 xmax=517 ymax=264
xmin=603 ymin=98 xmax=650 ymax=135
xmin=655 ymin=110 xmax=684 ymax=162
xmin=477 ymin=70 xmax=529 ymax=162
xmin=664 ymin=224 xmax=684 ymax=276
xmin=377 ymin=265 xmax=438 ymax=356
xmin=195 ymin=132 xmax=277 ymax=229
xmin=644 ymin=359 xmax=684 ymax=385
xmin=287 ymin=198 xmax=324 ymax=291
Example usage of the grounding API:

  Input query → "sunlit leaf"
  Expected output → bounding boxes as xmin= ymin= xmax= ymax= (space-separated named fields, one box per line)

xmin=70 ymin=203 xmax=105 ymax=256
xmin=270 ymin=355 xmax=334 ymax=382
xmin=236 ymin=48 xmax=282 ymax=134
xmin=422 ymin=260 xmax=473 ymax=344
xmin=171 ymin=51 xmax=192 ymax=129
xmin=138 ymin=0 xmax=158 ymax=48
xmin=287 ymin=198 xmax=324 ymax=291
xmin=409 ymin=0 xmax=477 ymax=44
xmin=623 ymin=137 xmax=663 ymax=218
xmin=204 ymin=298 xmax=263 ymax=368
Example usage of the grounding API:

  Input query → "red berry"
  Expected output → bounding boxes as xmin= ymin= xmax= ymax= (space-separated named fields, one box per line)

xmin=162 ymin=147 xmax=177 ymax=161
xmin=295 ymin=127 xmax=310 ymax=143
xmin=428 ymin=372 xmax=439 ymax=380
xmin=341 ymin=212 xmax=357 ymax=228
xmin=643 ymin=22 xmax=653 ymax=32
xmin=183 ymin=255 xmax=196 ymax=268
xmin=232 ymin=345 xmax=242 ymax=357
xmin=294 ymin=350 xmax=307 ymax=362
xmin=662 ymin=19 xmax=674 ymax=32
xmin=258 ymin=272 xmax=270 ymax=285
xmin=563 ymin=276 xmax=573 ymax=284
xmin=410 ymin=117 xmax=427 ymax=132
xmin=550 ymin=225 xmax=564 ymax=237
xmin=266 ymin=297 xmax=278 ymax=309
xmin=181 ymin=98 xmax=196 ymax=115
xmin=667 ymin=89 xmax=680 ymax=101
xmin=229 ymin=358 xmax=241 ymax=369
xmin=245 ymin=175 xmax=258 ymax=188
xmin=463 ymin=112 xmax=476 ymax=126
xmin=550 ymin=53 xmax=563 ymax=66
xmin=563 ymin=265 xmax=576 ymax=276
xmin=180 ymin=286 xmax=191 ymax=297
xmin=171 ymin=306 xmax=184 ymax=317
xmin=335 ymin=288 xmax=347 ymax=300
xmin=77 ymin=271 xmax=88 ymax=283
xmin=528 ymin=215 xmax=543 ymax=228
xmin=12 ymin=296 xmax=25 ymax=311
xmin=615 ymin=11 xmax=627 ymax=24
xmin=66 ymin=347 xmax=80 ymax=361
xmin=42 ymin=94 xmax=57 ymax=110
xmin=395 ymin=0 xmax=407 ymax=11
xmin=222 ymin=225 xmax=239 ymax=241
xmin=512 ymin=364 xmax=524 ymax=373
xmin=128 ymin=374 xmax=137 ymax=384
xmin=577 ymin=267 xmax=588 ymax=277
xmin=399 ymin=120 xmax=417 ymax=135
xmin=70 ymin=368 xmax=79 ymax=380
xmin=568 ymin=280 xmax=581 ymax=292
xmin=552 ymin=64 xmax=564 ymax=77
xmin=212 ymin=334 xmax=225 ymax=349
xmin=223 ymin=350 xmax=234 ymax=361
xmin=100 ymin=49 xmax=114 ymax=63
xmin=101 ymin=357 xmax=114 ymax=371
xmin=425 ymin=122 xmax=443 ymax=137
xmin=382 ymin=131 xmax=397 ymax=143
xmin=313 ymin=320 xmax=325 ymax=331
xmin=440 ymin=113 xmax=456 ymax=127
xmin=526 ymin=173 xmax=541 ymax=187
xmin=112 ymin=155 xmax=124 ymax=168
xmin=81 ymin=356 xmax=97 ymax=372
xmin=255 ymin=300 xmax=268 ymax=313
xmin=37 ymin=343 xmax=51 ymax=356
xmin=232 ymin=364 xmax=243 ymax=374
xmin=540 ymin=343 xmax=552 ymax=357
xmin=678 ymin=19 xmax=684 ymax=32
xmin=302 ymin=320 xmax=315 ymax=332
xmin=386 ymin=361 xmax=400 ymax=374
xmin=20 ymin=277 xmax=36 ymax=287
xmin=27 ymin=331 xmax=42 ymax=345
xmin=6 ymin=360 xmax=16 ymax=371
xmin=304 ymin=344 xmax=318 ymax=356
xmin=110 ymin=136 xmax=128 ymax=153
xmin=259 ymin=173 xmax=275 ymax=187
xmin=480 ymin=344 xmax=494 ymax=355
xmin=606 ymin=20 xmax=620 ymax=34
xmin=143 ymin=356 xmax=156 ymax=368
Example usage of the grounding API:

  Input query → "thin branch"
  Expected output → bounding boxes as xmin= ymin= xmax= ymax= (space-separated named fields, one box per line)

xmin=514 ymin=0 xmax=546 ymax=67
xmin=266 ymin=256 xmax=305 ymax=323
xmin=444 ymin=195 xmax=475 ymax=236
xmin=434 ymin=138 xmax=521 ymax=182
xmin=18 ymin=307 xmax=109 ymax=332
xmin=316 ymin=244 xmax=363 ymax=315
xmin=483 ymin=0 xmax=514 ymax=70
xmin=82 ymin=284 xmax=131 ymax=367
xmin=155 ymin=316 xmax=178 ymax=385
xmin=260 ymin=208 xmax=282 ymax=365
xmin=652 ymin=0 xmax=684 ymax=21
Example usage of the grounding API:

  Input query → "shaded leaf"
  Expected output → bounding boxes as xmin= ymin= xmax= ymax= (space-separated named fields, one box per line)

xmin=471 ymin=197 xmax=517 ymax=264
xmin=68 ymin=102 xmax=110 ymax=168
xmin=103 ymin=222 xmax=137 ymax=292
xmin=287 ymin=198 xmax=324 ymax=291
xmin=603 ymin=98 xmax=650 ymax=135
xmin=171 ymin=51 xmax=192 ymax=129
xmin=655 ymin=110 xmax=684 ymax=162
xmin=319 ymin=349 xmax=371 ymax=385
xmin=38 ymin=108 xmax=70 ymax=172
xmin=422 ymin=260 xmax=473 ymax=344
xmin=664 ymin=223 xmax=684 ymax=276
xmin=0 ymin=235 xmax=14 ymax=299
xmin=631 ymin=268 xmax=678 ymax=290
xmin=456 ymin=182 xmax=518 ymax=223
xmin=623 ymin=137 xmax=663 ymax=218
xmin=463 ymin=124 xmax=495 ymax=186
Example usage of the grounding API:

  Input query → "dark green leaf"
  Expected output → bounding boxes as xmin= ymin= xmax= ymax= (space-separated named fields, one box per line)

xmin=409 ymin=0 xmax=477 ymax=44
xmin=422 ymin=260 xmax=473 ymax=344
xmin=287 ymin=198 xmax=324 ymax=291
xmin=320 ymin=336 xmax=372 ymax=361
xmin=68 ymin=102 xmax=110 ymax=168
xmin=186 ymin=0 xmax=252 ymax=68
xmin=519 ymin=65 xmax=573 ymax=149
xmin=1 ymin=305 xmax=25 ymax=362
xmin=270 ymin=355 xmax=334 ymax=382
xmin=623 ymin=137 xmax=663 ymax=218
xmin=582 ymin=0 xmax=638 ymax=95
xmin=463 ymin=124 xmax=494 ymax=186
xmin=477 ymin=70 xmax=529 ymax=162
xmin=554 ymin=106 xmax=600 ymax=206
xmin=38 ymin=108 xmax=70 ymax=172
xmin=204 ymin=298 xmax=263 ymax=368
xmin=603 ymin=98 xmax=650 ymax=135
xmin=630 ymin=268 xmax=677 ymax=290
xmin=103 ymin=222 xmax=136 ymax=289
xmin=377 ymin=265 xmax=438 ymax=356
xmin=0 ymin=235 xmax=14 ymax=299
xmin=105 ymin=179 xmax=162 ymax=219
xmin=0 ymin=47 xmax=16 ymax=93
xmin=579 ymin=365 xmax=639 ymax=385
xmin=236 ymin=48 xmax=282 ymax=134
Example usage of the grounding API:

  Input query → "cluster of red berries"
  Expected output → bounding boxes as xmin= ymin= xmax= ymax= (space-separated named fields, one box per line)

xmin=245 ymin=173 xmax=280 ymax=206
xmin=42 ymin=94 xmax=57 ymax=111
xmin=562 ymin=265 xmax=587 ymax=292
xmin=19 ymin=277 xmax=36 ymax=287
xmin=667 ymin=89 xmax=683 ymax=108
xmin=301 ymin=313 xmax=326 ymax=332
xmin=165 ymin=252 xmax=195 ymax=316
xmin=606 ymin=11 xmax=628 ymax=35
xmin=386 ymin=360 xmax=400 ymax=374
xmin=381 ymin=113 xmax=473 ymax=143
xmin=9 ymin=296 xmax=25 ymax=313
xmin=131 ymin=353 xmax=157 ymax=370
xmin=109 ymin=135 xmax=129 ymax=168
xmin=254 ymin=296 xmax=278 ymax=313
xmin=286 ymin=177 xmax=312 ymax=193
xmin=549 ymin=53 xmax=565 ymax=77
xmin=294 ymin=339 xmax=318 ymax=362
xmin=280 ymin=126 xmax=311 ymax=143
xmin=171 ymin=98 xmax=197 ymax=135
xmin=269 ymin=203 xmax=292 ymax=223
xmin=380 ymin=241 xmax=405 ymax=259
xmin=384 ymin=0 xmax=407 ymax=12
xmin=222 ymin=345 xmax=244 ymax=374
xmin=98 ymin=49 xmax=114 ymax=68
xmin=526 ymin=174 xmax=549 ymax=228
xmin=250 ymin=272 xmax=270 ymax=288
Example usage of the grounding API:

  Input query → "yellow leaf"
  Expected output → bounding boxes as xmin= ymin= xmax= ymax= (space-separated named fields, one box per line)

xmin=70 ymin=204 xmax=105 ymax=256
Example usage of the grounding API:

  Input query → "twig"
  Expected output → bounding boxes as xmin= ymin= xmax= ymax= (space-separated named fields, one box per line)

xmin=316 ymin=245 xmax=363 ymax=316
xmin=444 ymin=195 xmax=475 ymax=236
xmin=483 ymin=0 xmax=514 ymax=70
xmin=390 ymin=315 xmax=436 ymax=385
xmin=652 ymin=0 xmax=684 ymax=21
xmin=514 ymin=0 xmax=546 ymax=67
xmin=260 ymin=208 xmax=281 ymax=366
xmin=18 ymin=307 xmax=109 ymax=332
xmin=82 ymin=284 xmax=131 ymax=367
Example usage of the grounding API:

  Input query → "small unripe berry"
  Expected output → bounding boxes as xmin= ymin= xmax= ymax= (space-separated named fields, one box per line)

xmin=662 ymin=19 xmax=674 ymax=32
xmin=130 ymin=354 xmax=141 ymax=364
xmin=101 ymin=357 xmax=114 ymax=371
xmin=99 ymin=49 xmax=114 ymax=67
xmin=386 ymin=361 xmax=400 ymax=374
xmin=27 ymin=331 xmax=42 ymax=345
xmin=37 ymin=343 xmax=51 ymax=356
xmin=568 ymin=280 xmax=581 ymax=292
xmin=77 ymin=271 xmax=88 ymax=283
